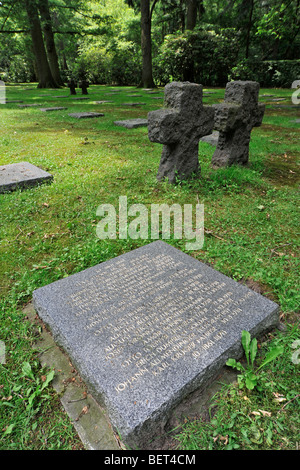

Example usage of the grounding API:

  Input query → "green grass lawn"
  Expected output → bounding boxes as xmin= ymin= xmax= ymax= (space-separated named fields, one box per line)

xmin=0 ymin=83 xmax=299 ymax=450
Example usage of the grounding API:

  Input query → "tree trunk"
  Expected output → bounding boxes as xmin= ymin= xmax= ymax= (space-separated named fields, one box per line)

xmin=186 ymin=0 xmax=198 ymax=30
xmin=140 ymin=0 xmax=155 ymax=88
xmin=24 ymin=0 xmax=58 ymax=88
xmin=245 ymin=0 xmax=254 ymax=59
xmin=38 ymin=0 xmax=63 ymax=86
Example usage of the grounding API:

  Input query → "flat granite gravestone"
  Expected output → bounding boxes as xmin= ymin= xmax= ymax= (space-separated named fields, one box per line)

xmin=0 ymin=162 xmax=53 ymax=193
xmin=121 ymin=102 xmax=146 ymax=107
xmin=211 ymin=81 xmax=265 ymax=168
xmin=200 ymin=131 xmax=219 ymax=146
xmin=32 ymin=241 xmax=279 ymax=449
xmin=127 ymin=94 xmax=143 ymax=97
xmin=148 ymin=81 xmax=214 ymax=183
xmin=114 ymin=118 xmax=148 ymax=129
xmin=40 ymin=107 xmax=67 ymax=112
xmin=68 ymin=112 xmax=104 ymax=119
xmin=4 ymin=100 xmax=23 ymax=103
xmin=18 ymin=103 xmax=42 ymax=108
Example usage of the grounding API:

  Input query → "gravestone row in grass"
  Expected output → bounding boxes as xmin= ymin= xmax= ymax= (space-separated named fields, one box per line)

xmin=2 ymin=80 xmax=297 ymax=193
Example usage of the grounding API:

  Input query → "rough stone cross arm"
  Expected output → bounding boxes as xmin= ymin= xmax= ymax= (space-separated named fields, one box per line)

xmin=147 ymin=108 xmax=181 ymax=145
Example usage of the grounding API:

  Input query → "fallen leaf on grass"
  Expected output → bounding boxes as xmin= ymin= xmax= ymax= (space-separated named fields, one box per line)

xmin=250 ymin=409 xmax=272 ymax=417
xmin=259 ymin=409 xmax=272 ymax=417
xmin=273 ymin=392 xmax=287 ymax=403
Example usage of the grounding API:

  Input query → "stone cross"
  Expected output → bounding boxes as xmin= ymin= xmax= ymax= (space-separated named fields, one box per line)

xmin=67 ymin=79 xmax=77 ymax=95
xmin=148 ymin=81 xmax=214 ymax=183
xmin=211 ymin=81 xmax=265 ymax=167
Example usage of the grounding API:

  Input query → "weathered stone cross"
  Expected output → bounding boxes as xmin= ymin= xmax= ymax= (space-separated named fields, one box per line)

xmin=211 ymin=81 xmax=265 ymax=167
xmin=148 ymin=81 xmax=214 ymax=183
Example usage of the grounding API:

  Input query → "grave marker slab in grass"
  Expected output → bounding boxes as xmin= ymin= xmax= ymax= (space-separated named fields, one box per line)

xmin=33 ymin=241 xmax=279 ymax=448
xmin=0 ymin=162 xmax=53 ymax=193
xmin=114 ymin=118 xmax=148 ymax=129
xmin=68 ymin=112 xmax=104 ymax=119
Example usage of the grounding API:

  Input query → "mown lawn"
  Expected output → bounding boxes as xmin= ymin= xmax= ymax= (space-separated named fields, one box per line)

xmin=0 ymin=83 xmax=299 ymax=450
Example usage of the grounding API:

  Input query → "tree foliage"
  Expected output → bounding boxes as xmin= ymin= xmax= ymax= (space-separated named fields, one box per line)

xmin=0 ymin=0 xmax=299 ymax=87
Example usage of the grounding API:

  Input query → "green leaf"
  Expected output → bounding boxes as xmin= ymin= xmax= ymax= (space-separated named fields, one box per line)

xmin=226 ymin=358 xmax=244 ymax=371
xmin=3 ymin=423 xmax=15 ymax=436
xmin=22 ymin=362 xmax=35 ymax=380
xmin=226 ymin=358 xmax=237 ymax=368
xmin=28 ymin=391 xmax=37 ymax=408
xmin=258 ymin=345 xmax=284 ymax=371
xmin=41 ymin=369 xmax=55 ymax=391
xmin=250 ymin=337 xmax=258 ymax=366
xmin=245 ymin=373 xmax=257 ymax=390
xmin=241 ymin=330 xmax=251 ymax=365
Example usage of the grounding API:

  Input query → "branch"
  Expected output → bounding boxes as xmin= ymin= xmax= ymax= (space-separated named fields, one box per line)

xmin=150 ymin=0 xmax=159 ymax=20
xmin=0 ymin=0 xmax=16 ymax=31
xmin=0 ymin=29 xmax=29 ymax=33
xmin=0 ymin=29 xmax=103 ymax=36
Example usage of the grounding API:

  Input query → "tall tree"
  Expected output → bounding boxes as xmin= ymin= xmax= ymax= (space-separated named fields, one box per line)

xmin=126 ymin=0 xmax=158 ymax=87
xmin=186 ymin=0 xmax=198 ymax=30
xmin=24 ymin=0 xmax=58 ymax=87
xmin=140 ymin=0 xmax=155 ymax=87
xmin=38 ymin=0 xmax=63 ymax=85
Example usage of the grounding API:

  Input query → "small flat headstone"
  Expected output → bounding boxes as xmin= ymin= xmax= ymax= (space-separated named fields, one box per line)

xmin=68 ymin=112 xmax=104 ymax=119
xmin=33 ymin=241 xmax=279 ymax=448
xmin=271 ymin=104 xmax=299 ymax=108
xmin=94 ymin=101 xmax=113 ymax=104
xmin=0 ymin=162 xmax=53 ymax=193
xmin=121 ymin=102 xmax=146 ymax=107
xmin=5 ymin=100 xmax=23 ymax=103
xmin=18 ymin=104 xmax=42 ymax=108
xmin=200 ymin=131 xmax=219 ymax=146
xmin=146 ymin=91 xmax=160 ymax=94
xmin=291 ymin=118 xmax=300 ymax=123
xmin=40 ymin=107 xmax=67 ymax=112
xmin=270 ymin=98 xmax=286 ymax=101
xmin=127 ymin=94 xmax=143 ymax=97
xmin=72 ymin=97 xmax=90 ymax=100
xmin=114 ymin=118 xmax=148 ymax=129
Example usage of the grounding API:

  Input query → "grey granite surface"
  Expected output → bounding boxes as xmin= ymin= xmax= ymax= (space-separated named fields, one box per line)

xmin=33 ymin=241 xmax=279 ymax=448
xmin=0 ymin=162 xmax=53 ymax=193
xmin=114 ymin=118 xmax=148 ymax=129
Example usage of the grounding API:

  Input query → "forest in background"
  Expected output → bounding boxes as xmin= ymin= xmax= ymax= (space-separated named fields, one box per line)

xmin=0 ymin=0 xmax=299 ymax=88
